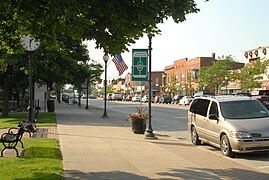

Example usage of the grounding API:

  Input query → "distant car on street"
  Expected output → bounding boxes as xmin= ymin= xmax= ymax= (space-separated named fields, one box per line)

xmin=154 ymin=95 xmax=160 ymax=103
xmin=159 ymin=95 xmax=172 ymax=104
xmin=125 ymin=95 xmax=133 ymax=101
xmin=89 ymin=94 xmax=97 ymax=99
xmin=132 ymin=95 xmax=141 ymax=102
xmin=107 ymin=93 xmax=113 ymax=100
xmin=172 ymin=95 xmax=183 ymax=104
xmin=112 ymin=93 xmax=124 ymax=101
xmin=68 ymin=96 xmax=78 ymax=105
xmin=141 ymin=95 xmax=154 ymax=103
xmin=235 ymin=92 xmax=252 ymax=97
xmin=179 ymin=96 xmax=192 ymax=106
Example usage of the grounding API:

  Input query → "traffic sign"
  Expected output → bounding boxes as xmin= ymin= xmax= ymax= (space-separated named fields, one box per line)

xmin=132 ymin=49 xmax=148 ymax=81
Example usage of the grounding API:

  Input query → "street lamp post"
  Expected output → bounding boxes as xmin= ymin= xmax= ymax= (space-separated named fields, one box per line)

xmin=102 ymin=54 xmax=109 ymax=118
xmin=85 ymin=78 xmax=89 ymax=109
xmin=144 ymin=35 xmax=157 ymax=139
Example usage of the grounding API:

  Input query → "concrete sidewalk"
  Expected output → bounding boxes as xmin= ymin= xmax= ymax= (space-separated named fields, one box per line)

xmin=55 ymin=103 xmax=269 ymax=179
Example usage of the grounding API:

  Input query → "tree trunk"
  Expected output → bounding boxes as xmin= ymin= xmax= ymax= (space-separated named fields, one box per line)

xmin=2 ymin=81 xmax=11 ymax=117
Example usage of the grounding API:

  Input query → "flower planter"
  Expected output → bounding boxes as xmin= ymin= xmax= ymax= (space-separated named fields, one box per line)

xmin=131 ymin=119 xmax=146 ymax=134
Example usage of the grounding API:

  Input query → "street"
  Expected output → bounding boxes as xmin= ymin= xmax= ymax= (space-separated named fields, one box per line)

xmin=80 ymin=99 xmax=269 ymax=174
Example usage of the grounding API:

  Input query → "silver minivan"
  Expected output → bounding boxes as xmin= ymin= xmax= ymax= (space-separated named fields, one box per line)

xmin=188 ymin=96 xmax=269 ymax=157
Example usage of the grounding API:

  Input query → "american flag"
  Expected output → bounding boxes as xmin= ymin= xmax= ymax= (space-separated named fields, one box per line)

xmin=112 ymin=54 xmax=128 ymax=76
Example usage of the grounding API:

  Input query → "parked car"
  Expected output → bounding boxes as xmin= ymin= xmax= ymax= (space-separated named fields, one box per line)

xmin=194 ymin=91 xmax=215 ymax=97
xmin=68 ymin=96 xmax=78 ymax=105
xmin=112 ymin=93 xmax=124 ymax=101
xmin=125 ymin=95 xmax=133 ymax=101
xmin=141 ymin=95 xmax=154 ymax=103
xmin=179 ymin=96 xmax=192 ymax=106
xmin=235 ymin=92 xmax=252 ymax=97
xmin=252 ymin=95 xmax=269 ymax=109
xmin=159 ymin=95 xmax=172 ymax=104
xmin=62 ymin=93 xmax=69 ymax=103
xmin=172 ymin=95 xmax=183 ymax=104
xmin=154 ymin=95 xmax=160 ymax=103
xmin=107 ymin=93 xmax=113 ymax=100
xmin=132 ymin=95 xmax=141 ymax=102
xmin=91 ymin=94 xmax=97 ymax=99
xmin=188 ymin=95 xmax=269 ymax=157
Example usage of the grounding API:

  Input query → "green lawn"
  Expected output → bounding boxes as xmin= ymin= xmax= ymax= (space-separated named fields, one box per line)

xmin=0 ymin=138 xmax=63 ymax=179
xmin=0 ymin=112 xmax=57 ymax=129
xmin=0 ymin=112 xmax=63 ymax=179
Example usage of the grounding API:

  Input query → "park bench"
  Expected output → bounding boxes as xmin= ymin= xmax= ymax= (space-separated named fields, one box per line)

xmin=0 ymin=123 xmax=32 ymax=157
xmin=11 ymin=107 xmax=40 ymax=137
xmin=0 ymin=108 xmax=40 ymax=157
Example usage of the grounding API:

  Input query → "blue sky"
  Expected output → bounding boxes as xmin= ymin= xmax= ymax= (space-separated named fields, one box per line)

xmin=86 ymin=0 xmax=269 ymax=80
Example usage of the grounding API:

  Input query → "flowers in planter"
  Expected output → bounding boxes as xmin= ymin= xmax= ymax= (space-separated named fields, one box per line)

xmin=128 ymin=105 xmax=149 ymax=121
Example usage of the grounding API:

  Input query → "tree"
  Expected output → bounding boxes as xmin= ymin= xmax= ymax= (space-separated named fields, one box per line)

xmin=186 ymin=71 xmax=194 ymax=96
xmin=0 ymin=0 xmax=200 ymax=116
xmin=199 ymin=55 xmax=234 ymax=94
xmin=0 ymin=53 xmax=29 ymax=117
xmin=235 ymin=59 xmax=268 ymax=92
xmin=0 ymin=0 xmax=199 ymax=55
xmin=167 ymin=74 xmax=179 ymax=95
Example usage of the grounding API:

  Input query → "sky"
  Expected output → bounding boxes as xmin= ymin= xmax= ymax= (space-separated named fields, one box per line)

xmin=86 ymin=0 xmax=269 ymax=80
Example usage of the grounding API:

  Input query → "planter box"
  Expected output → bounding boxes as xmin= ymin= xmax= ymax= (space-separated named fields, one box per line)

xmin=131 ymin=119 xmax=146 ymax=134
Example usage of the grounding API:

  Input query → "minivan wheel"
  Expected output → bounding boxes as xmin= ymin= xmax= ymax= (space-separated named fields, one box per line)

xmin=191 ymin=126 xmax=201 ymax=145
xmin=220 ymin=135 xmax=235 ymax=157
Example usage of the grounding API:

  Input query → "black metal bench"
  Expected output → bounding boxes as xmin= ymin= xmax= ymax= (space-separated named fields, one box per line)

xmin=13 ymin=108 xmax=39 ymax=137
xmin=0 ymin=109 xmax=39 ymax=157
xmin=0 ymin=125 xmax=26 ymax=157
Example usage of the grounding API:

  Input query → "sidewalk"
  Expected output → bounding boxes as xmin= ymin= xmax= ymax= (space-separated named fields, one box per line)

xmin=55 ymin=103 xmax=269 ymax=179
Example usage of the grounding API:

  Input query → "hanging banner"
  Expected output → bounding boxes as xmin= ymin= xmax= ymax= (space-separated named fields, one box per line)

xmin=132 ymin=49 xmax=148 ymax=81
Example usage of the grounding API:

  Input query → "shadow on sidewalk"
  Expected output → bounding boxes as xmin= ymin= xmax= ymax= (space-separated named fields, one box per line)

xmin=64 ymin=170 xmax=147 ymax=180
xmin=157 ymin=167 xmax=269 ymax=179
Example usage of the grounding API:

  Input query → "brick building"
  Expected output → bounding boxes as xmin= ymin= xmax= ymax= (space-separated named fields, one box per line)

xmin=164 ymin=54 xmax=245 ymax=95
xmin=244 ymin=45 xmax=269 ymax=91
xmin=164 ymin=56 xmax=215 ymax=95
xmin=124 ymin=71 xmax=164 ymax=96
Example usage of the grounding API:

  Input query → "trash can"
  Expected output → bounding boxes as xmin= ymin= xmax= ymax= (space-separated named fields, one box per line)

xmin=47 ymin=100 xmax=55 ymax=112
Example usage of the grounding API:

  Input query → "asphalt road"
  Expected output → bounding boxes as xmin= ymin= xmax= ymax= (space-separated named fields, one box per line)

xmin=82 ymin=99 xmax=189 ymax=138
xmin=80 ymin=99 xmax=269 ymax=173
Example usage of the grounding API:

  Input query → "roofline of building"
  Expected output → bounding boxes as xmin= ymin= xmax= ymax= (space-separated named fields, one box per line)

xmin=244 ymin=45 xmax=269 ymax=53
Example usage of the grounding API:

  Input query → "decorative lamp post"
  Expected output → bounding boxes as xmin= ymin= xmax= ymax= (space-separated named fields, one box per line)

xmin=144 ymin=35 xmax=157 ymax=139
xmin=102 ymin=54 xmax=109 ymax=118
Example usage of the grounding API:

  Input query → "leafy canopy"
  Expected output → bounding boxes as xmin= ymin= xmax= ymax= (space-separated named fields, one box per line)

xmin=0 ymin=0 xmax=199 ymax=55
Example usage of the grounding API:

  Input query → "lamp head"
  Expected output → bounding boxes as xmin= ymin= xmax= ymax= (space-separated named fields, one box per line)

xmin=103 ymin=54 xmax=109 ymax=63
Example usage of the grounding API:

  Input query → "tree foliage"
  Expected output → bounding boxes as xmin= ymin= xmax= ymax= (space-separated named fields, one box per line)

xmin=0 ymin=0 xmax=200 ymax=116
xmin=235 ymin=59 xmax=268 ymax=92
xmin=0 ymin=0 xmax=199 ymax=55
xmin=199 ymin=55 xmax=234 ymax=94
xmin=167 ymin=74 xmax=180 ymax=95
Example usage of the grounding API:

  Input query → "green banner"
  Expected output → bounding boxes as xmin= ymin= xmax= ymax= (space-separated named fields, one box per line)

xmin=132 ymin=49 xmax=148 ymax=81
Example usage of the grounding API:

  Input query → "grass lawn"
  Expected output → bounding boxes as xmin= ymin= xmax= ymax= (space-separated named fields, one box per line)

xmin=0 ymin=112 xmax=63 ymax=179
xmin=0 ymin=112 xmax=57 ymax=129
xmin=0 ymin=138 xmax=63 ymax=179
